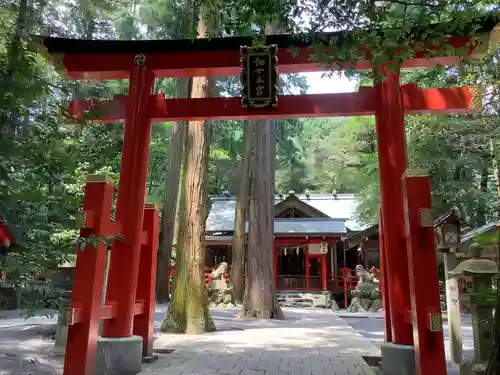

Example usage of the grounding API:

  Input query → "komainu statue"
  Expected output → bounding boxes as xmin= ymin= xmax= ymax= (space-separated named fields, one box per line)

xmin=210 ymin=262 xmax=228 ymax=280
xmin=208 ymin=262 xmax=236 ymax=308
xmin=346 ymin=265 xmax=382 ymax=312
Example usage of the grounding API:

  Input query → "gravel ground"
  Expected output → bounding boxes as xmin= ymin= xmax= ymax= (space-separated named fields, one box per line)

xmin=342 ymin=315 xmax=474 ymax=375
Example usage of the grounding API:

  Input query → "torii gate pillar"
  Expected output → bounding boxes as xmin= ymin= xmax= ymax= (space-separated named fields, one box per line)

xmin=374 ymin=66 xmax=416 ymax=375
xmin=103 ymin=55 xmax=155 ymax=339
xmin=61 ymin=52 xmax=160 ymax=375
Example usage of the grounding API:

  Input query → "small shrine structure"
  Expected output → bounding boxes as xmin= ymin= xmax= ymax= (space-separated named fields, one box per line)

xmin=205 ymin=192 xmax=361 ymax=297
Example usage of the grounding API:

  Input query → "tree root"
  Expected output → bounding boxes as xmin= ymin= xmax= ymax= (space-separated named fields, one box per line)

xmin=160 ymin=310 xmax=186 ymax=333
xmin=161 ymin=305 xmax=216 ymax=334
xmin=205 ymin=310 xmax=217 ymax=332
xmin=238 ymin=307 xmax=285 ymax=320
xmin=185 ymin=312 xmax=217 ymax=334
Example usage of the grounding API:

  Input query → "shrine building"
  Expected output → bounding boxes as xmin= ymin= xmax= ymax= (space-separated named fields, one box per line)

xmin=204 ymin=191 xmax=379 ymax=306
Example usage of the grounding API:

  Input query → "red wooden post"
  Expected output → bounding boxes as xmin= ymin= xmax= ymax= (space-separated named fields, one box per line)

xmin=402 ymin=170 xmax=446 ymax=375
xmin=63 ymin=175 xmax=114 ymax=375
xmin=379 ymin=209 xmax=392 ymax=343
xmin=321 ymin=254 xmax=327 ymax=290
xmin=344 ymin=278 xmax=348 ymax=309
xmin=305 ymin=244 xmax=310 ymax=289
xmin=374 ymin=66 xmax=413 ymax=345
xmin=274 ymin=243 xmax=278 ymax=287
xmin=340 ymin=267 xmax=350 ymax=309
xmin=104 ymin=57 xmax=155 ymax=338
xmin=133 ymin=204 xmax=160 ymax=357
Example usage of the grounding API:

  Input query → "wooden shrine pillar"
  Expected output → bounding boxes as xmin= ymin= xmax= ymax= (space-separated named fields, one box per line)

xmin=374 ymin=66 xmax=413 ymax=346
xmin=321 ymin=253 xmax=328 ymax=291
xmin=104 ymin=55 xmax=156 ymax=338
xmin=305 ymin=243 xmax=310 ymax=289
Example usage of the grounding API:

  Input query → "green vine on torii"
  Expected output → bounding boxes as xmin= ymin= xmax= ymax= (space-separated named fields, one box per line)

xmin=302 ymin=12 xmax=498 ymax=81
xmin=247 ymin=10 xmax=498 ymax=82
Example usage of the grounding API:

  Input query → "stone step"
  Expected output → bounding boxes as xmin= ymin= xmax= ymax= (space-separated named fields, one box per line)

xmin=276 ymin=291 xmax=339 ymax=311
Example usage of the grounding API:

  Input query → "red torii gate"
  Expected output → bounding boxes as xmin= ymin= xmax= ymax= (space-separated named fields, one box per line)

xmin=34 ymin=14 xmax=498 ymax=375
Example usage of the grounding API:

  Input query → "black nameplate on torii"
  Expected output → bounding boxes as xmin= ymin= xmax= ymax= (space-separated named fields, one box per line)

xmin=240 ymin=45 xmax=278 ymax=109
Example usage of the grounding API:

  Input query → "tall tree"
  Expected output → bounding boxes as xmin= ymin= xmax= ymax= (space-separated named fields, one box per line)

xmin=240 ymin=21 xmax=285 ymax=319
xmin=155 ymin=0 xmax=195 ymax=303
xmin=231 ymin=121 xmax=255 ymax=304
xmin=241 ymin=116 xmax=283 ymax=319
xmin=157 ymin=78 xmax=190 ymax=303
xmin=160 ymin=4 xmax=217 ymax=333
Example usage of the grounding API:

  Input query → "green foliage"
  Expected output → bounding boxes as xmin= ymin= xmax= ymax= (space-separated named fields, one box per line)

xmin=1 ymin=38 xmax=79 ymax=278
xmin=77 ymin=233 xmax=125 ymax=251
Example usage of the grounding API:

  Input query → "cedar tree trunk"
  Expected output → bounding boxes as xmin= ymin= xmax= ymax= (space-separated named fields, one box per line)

xmin=160 ymin=11 xmax=216 ymax=333
xmin=240 ymin=118 xmax=284 ymax=319
xmin=157 ymin=78 xmax=190 ymax=303
xmin=231 ymin=121 xmax=255 ymax=304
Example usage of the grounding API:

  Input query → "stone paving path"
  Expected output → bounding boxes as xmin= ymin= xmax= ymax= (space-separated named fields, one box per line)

xmin=0 ymin=307 xmax=379 ymax=375
xmin=141 ymin=308 xmax=379 ymax=375
xmin=342 ymin=314 xmax=474 ymax=375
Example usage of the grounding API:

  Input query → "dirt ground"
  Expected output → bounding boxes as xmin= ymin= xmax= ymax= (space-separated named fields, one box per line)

xmin=0 ymin=323 xmax=63 ymax=375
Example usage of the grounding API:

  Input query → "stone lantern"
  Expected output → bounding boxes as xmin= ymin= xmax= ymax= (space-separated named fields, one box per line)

xmin=434 ymin=207 xmax=461 ymax=251
xmin=449 ymin=243 xmax=498 ymax=375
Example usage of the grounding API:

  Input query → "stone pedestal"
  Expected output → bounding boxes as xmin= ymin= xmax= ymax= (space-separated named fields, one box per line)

xmin=94 ymin=335 xmax=143 ymax=375
xmin=444 ymin=251 xmax=463 ymax=364
xmin=381 ymin=342 xmax=416 ymax=375
xmin=449 ymin=251 xmax=498 ymax=375
xmin=469 ymin=279 xmax=494 ymax=368
xmin=460 ymin=362 xmax=487 ymax=375
xmin=52 ymin=291 xmax=73 ymax=355
xmin=53 ymin=324 xmax=68 ymax=355
xmin=346 ymin=265 xmax=382 ymax=313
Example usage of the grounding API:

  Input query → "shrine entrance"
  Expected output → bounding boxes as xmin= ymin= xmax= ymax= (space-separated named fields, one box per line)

xmin=35 ymin=14 xmax=499 ymax=375
xmin=308 ymin=256 xmax=323 ymax=289
xmin=276 ymin=246 xmax=306 ymax=289
xmin=274 ymin=236 xmax=331 ymax=291
xmin=275 ymin=242 xmax=327 ymax=290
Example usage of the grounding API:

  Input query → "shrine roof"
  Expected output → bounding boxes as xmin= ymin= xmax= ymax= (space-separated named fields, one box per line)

xmin=206 ymin=193 xmax=362 ymax=233
xmin=460 ymin=220 xmax=499 ymax=246
xmin=433 ymin=206 xmax=465 ymax=226
xmin=344 ymin=224 xmax=379 ymax=249
xmin=248 ymin=218 xmax=347 ymax=236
